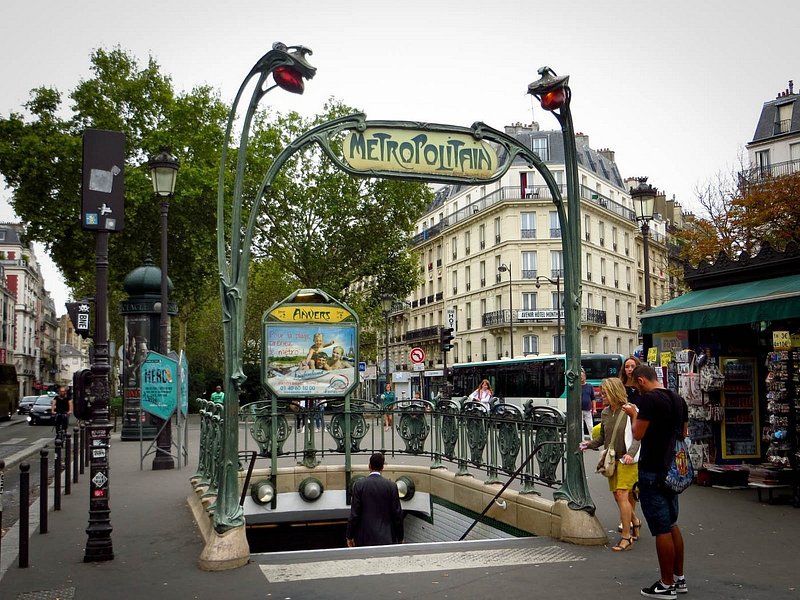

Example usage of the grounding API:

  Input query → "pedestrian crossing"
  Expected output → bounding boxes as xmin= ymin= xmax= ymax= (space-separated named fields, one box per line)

xmin=259 ymin=545 xmax=586 ymax=583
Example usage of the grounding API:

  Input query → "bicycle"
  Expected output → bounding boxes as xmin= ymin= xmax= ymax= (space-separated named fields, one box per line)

xmin=54 ymin=412 xmax=69 ymax=443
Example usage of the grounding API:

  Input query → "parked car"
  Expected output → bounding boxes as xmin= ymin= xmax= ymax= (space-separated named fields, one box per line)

xmin=17 ymin=395 xmax=38 ymax=415
xmin=28 ymin=395 xmax=56 ymax=425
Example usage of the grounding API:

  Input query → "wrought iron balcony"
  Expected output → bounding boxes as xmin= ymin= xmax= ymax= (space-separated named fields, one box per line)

xmin=405 ymin=326 xmax=440 ymax=343
xmin=739 ymin=158 xmax=800 ymax=187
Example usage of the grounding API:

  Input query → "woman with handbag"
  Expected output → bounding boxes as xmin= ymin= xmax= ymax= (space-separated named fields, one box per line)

xmin=580 ymin=377 xmax=642 ymax=551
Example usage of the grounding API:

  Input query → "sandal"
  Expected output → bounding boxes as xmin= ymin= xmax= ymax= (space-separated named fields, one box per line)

xmin=631 ymin=520 xmax=642 ymax=541
xmin=612 ymin=537 xmax=634 ymax=552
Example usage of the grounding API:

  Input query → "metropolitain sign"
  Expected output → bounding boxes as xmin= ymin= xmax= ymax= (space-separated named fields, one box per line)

xmin=342 ymin=127 xmax=498 ymax=179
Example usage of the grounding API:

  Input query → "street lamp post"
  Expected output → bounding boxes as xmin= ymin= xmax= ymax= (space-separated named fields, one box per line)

xmin=498 ymin=262 xmax=513 ymax=357
xmin=148 ymin=147 xmax=179 ymax=471
xmin=535 ymin=275 xmax=562 ymax=353
xmin=380 ymin=294 xmax=393 ymax=389
xmin=630 ymin=178 xmax=656 ymax=311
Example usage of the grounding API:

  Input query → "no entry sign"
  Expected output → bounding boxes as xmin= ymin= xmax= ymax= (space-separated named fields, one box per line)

xmin=409 ymin=347 xmax=425 ymax=364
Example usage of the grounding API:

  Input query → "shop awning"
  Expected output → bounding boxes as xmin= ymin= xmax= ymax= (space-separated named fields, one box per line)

xmin=640 ymin=274 xmax=800 ymax=334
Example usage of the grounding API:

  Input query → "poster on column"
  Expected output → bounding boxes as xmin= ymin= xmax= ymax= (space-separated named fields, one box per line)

xmin=264 ymin=324 xmax=357 ymax=397
xmin=139 ymin=351 xmax=178 ymax=420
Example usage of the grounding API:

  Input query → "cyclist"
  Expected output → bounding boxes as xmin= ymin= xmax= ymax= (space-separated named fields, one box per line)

xmin=51 ymin=386 xmax=72 ymax=441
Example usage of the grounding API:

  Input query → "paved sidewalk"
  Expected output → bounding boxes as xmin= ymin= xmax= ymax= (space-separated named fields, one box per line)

xmin=0 ymin=416 xmax=798 ymax=599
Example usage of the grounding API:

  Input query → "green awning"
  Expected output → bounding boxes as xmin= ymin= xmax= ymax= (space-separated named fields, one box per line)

xmin=640 ymin=274 xmax=800 ymax=334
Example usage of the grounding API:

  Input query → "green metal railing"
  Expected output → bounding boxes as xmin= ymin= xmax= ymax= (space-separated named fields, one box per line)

xmin=191 ymin=397 xmax=567 ymax=503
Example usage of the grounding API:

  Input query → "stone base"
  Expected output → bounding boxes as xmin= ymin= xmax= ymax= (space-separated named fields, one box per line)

xmin=552 ymin=499 xmax=608 ymax=546
xmin=198 ymin=524 xmax=250 ymax=571
xmin=190 ymin=493 xmax=250 ymax=571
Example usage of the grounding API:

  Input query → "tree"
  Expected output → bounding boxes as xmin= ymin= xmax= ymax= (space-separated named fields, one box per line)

xmin=0 ymin=47 xmax=228 ymax=318
xmin=678 ymin=167 xmax=800 ymax=266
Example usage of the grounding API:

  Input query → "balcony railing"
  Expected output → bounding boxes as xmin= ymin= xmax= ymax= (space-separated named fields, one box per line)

xmin=405 ymin=326 xmax=440 ymax=343
xmin=739 ymin=158 xmax=800 ymax=186
xmin=411 ymin=185 xmax=635 ymax=247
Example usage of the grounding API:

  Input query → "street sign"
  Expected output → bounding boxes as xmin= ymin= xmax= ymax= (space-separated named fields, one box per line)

xmin=65 ymin=300 xmax=93 ymax=339
xmin=409 ymin=347 xmax=425 ymax=364
xmin=358 ymin=361 xmax=366 ymax=372
xmin=447 ymin=310 xmax=455 ymax=328
xmin=413 ymin=362 xmax=425 ymax=372
xmin=81 ymin=129 xmax=125 ymax=232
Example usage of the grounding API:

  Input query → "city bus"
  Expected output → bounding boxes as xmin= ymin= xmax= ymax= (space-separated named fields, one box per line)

xmin=450 ymin=353 xmax=625 ymax=414
xmin=0 ymin=363 xmax=19 ymax=419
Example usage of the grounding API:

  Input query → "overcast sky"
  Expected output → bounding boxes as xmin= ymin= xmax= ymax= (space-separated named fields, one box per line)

xmin=1 ymin=0 xmax=798 ymax=315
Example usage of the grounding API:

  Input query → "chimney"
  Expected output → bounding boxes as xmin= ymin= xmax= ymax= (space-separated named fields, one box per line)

xmin=790 ymin=80 xmax=795 ymax=94
xmin=597 ymin=148 xmax=615 ymax=163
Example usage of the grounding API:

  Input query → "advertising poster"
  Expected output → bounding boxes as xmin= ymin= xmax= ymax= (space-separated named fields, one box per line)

xmin=140 ymin=351 xmax=178 ymax=421
xmin=122 ymin=314 xmax=154 ymax=429
xmin=264 ymin=324 xmax=357 ymax=397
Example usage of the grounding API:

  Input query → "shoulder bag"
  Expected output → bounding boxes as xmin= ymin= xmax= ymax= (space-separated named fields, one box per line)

xmin=661 ymin=389 xmax=694 ymax=493
xmin=596 ymin=409 xmax=626 ymax=478
xmin=700 ymin=361 xmax=725 ymax=393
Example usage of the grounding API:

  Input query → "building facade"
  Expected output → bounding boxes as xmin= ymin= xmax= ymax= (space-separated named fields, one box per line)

xmin=744 ymin=79 xmax=799 ymax=183
xmin=0 ymin=222 xmax=60 ymax=396
xmin=382 ymin=124 xmax=680 ymax=382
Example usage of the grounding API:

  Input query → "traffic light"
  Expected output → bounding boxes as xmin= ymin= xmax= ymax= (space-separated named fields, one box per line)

xmin=72 ymin=369 xmax=94 ymax=421
xmin=440 ymin=327 xmax=455 ymax=352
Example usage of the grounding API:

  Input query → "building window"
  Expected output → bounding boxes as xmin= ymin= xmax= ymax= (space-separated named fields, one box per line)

xmin=521 ymin=211 xmax=536 ymax=239
xmin=494 ymin=217 xmax=501 ymax=244
xmin=523 ymin=335 xmax=539 ymax=355
xmin=549 ymin=211 xmax=561 ymax=238
xmin=479 ymin=224 xmax=486 ymax=249
xmin=584 ymin=215 xmax=590 ymax=241
xmin=553 ymin=334 xmax=565 ymax=354
xmin=522 ymin=292 xmax=537 ymax=310
xmin=530 ymin=136 xmax=549 ymax=160
xmin=521 ymin=251 xmax=537 ymax=279
xmin=551 ymin=250 xmax=563 ymax=279
xmin=479 ymin=261 xmax=486 ymax=286
xmin=451 ymin=236 xmax=458 ymax=260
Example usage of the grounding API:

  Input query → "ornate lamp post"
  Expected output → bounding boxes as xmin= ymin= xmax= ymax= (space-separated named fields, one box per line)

xmin=528 ymin=67 xmax=592 ymax=512
xmin=630 ymin=178 xmax=656 ymax=311
xmin=497 ymin=262 xmax=513 ymax=357
xmin=535 ymin=275 xmax=562 ymax=353
xmin=147 ymin=147 xmax=179 ymax=470
xmin=380 ymin=293 xmax=393 ymax=389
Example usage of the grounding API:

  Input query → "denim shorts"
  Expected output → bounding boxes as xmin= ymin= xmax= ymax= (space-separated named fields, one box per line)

xmin=638 ymin=470 xmax=679 ymax=536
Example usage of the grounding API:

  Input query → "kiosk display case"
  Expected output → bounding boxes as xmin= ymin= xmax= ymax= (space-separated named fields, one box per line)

xmin=720 ymin=357 xmax=760 ymax=459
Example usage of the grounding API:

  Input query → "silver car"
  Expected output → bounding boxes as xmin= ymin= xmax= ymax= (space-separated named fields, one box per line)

xmin=17 ymin=395 xmax=38 ymax=415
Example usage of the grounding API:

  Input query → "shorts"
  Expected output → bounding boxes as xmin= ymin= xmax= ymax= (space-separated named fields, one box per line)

xmin=638 ymin=470 xmax=679 ymax=536
xmin=608 ymin=462 xmax=638 ymax=492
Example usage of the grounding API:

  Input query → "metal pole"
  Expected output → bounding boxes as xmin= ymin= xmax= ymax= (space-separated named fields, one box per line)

xmin=85 ymin=230 xmax=114 ymax=562
xmin=39 ymin=449 xmax=48 ymax=534
xmin=384 ymin=312 xmax=390 ymax=388
xmin=556 ymin=277 xmax=562 ymax=353
xmin=0 ymin=459 xmax=4 ymax=566
xmin=153 ymin=197 xmax=175 ymax=470
xmin=64 ymin=432 xmax=71 ymax=495
xmin=73 ymin=427 xmax=80 ymax=483
xmin=641 ymin=220 xmax=652 ymax=311
xmin=54 ymin=439 xmax=62 ymax=511
xmin=18 ymin=463 xmax=29 ymax=568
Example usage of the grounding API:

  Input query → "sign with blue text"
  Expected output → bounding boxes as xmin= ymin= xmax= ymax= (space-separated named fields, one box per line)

xmin=139 ymin=351 xmax=178 ymax=420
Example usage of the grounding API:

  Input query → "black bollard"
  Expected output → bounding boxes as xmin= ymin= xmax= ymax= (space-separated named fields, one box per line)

xmin=19 ymin=462 xmax=30 ymax=568
xmin=64 ymin=432 xmax=71 ymax=496
xmin=54 ymin=439 xmax=62 ymax=511
xmin=0 ymin=459 xmax=4 ymax=567
xmin=79 ymin=422 xmax=86 ymax=475
xmin=73 ymin=427 xmax=80 ymax=483
xmin=39 ymin=449 xmax=49 ymax=534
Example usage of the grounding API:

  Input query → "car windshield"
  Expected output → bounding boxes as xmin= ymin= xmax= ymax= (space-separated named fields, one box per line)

xmin=34 ymin=396 xmax=52 ymax=406
xmin=22 ymin=396 xmax=37 ymax=403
